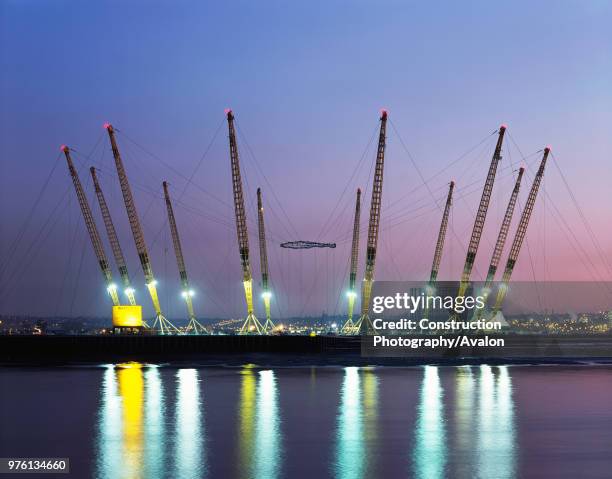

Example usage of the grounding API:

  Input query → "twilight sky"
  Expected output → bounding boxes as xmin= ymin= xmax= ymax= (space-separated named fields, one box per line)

xmin=1 ymin=1 xmax=611 ymax=320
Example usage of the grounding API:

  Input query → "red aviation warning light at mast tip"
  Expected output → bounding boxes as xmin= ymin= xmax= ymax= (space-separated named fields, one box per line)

xmin=104 ymin=120 xmax=179 ymax=334
xmin=353 ymin=109 xmax=389 ymax=335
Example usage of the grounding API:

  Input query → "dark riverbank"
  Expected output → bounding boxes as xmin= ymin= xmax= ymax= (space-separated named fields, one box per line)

xmin=1 ymin=334 xmax=611 ymax=366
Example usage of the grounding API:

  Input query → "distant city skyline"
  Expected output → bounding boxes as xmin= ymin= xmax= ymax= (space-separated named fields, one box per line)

xmin=1 ymin=1 xmax=611 ymax=319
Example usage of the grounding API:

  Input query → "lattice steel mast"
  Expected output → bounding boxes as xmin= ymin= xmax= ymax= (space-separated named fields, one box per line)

xmin=456 ymin=125 xmax=506 ymax=300
xmin=341 ymin=188 xmax=361 ymax=334
xmin=257 ymin=187 xmax=275 ymax=333
xmin=354 ymin=110 xmax=388 ymax=335
xmin=423 ymin=181 xmax=455 ymax=319
xmin=61 ymin=146 xmax=119 ymax=306
xmin=90 ymin=167 xmax=137 ymax=306
xmin=226 ymin=110 xmax=263 ymax=335
xmin=429 ymin=181 xmax=455 ymax=284
xmin=492 ymin=148 xmax=549 ymax=317
xmin=485 ymin=167 xmax=524 ymax=288
xmin=474 ymin=168 xmax=523 ymax=321
xmin=104 ymin=123 xmax=178 ymax=334
xmin=163 ymin=181 xmax=207 ymax=334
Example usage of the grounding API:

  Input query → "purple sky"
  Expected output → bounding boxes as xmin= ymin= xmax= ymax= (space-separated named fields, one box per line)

xmin=1 ymin=1 xmax=611 ymax=320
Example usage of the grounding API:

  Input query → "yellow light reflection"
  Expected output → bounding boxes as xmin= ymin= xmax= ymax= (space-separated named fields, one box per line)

xmin=175 ymin=369 xmax=205 ymax=478
xmin=254 ymin=370 xmax=281 ymax=479
xmin=413 ymin=366 xmax=446 ymax=479
xmin=335 ymin=367 xmax=364 ymax=479
xmin=362 ymin=368 xmax=379 ymax=470
xmin=117 ymin=362 xmax=144 ymax=479
xmin=238 ymin=367 xmax=256 ymax=478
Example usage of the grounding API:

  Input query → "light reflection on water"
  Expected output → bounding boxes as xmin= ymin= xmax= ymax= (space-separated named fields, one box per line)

xmin=237 ymin=366 xmax=282 ymax=479
xmin=175 ymin=369 xmax=205 ymax=478
xmin=454 ymin=365 xmax=475 ymax=478
xmin=255 ymin=370 xmax=281 ymax=479
xmin=237 ymin=366 xmax=256 ymax=478
xmin=144 ymin=366 xmax=164 ymax=478
xmin=93 ymin=363 xmax=517 ymax=479
xmin=475 ymin=365 xmax=516 ymax=479
xmin=413 ymin=365 xmax=446 ymax=479
xmin=412 ymin=365 xmax=516 ymax=479
xmin=334 ymin=367 xmax=363 ymax=479
xmin=334 ymin=367 xmax=379 ymax=479
xmin=96 ymin=365 xmax=122 ymax=479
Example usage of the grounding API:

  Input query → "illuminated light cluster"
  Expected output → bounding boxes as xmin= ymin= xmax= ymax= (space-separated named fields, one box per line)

xmin=125 ymin=287 xmax=135 ymax=295
xmin=181 ymin=290 xmax=195 ymax=299
xmin=262 ymin=291 xmax=272 ymax=299
xmin=147 ymin=280 xmax=158 ymax=287
xmin=346 ymin=291 xmax=357 ymax=299
xmin=107 ymin=283 xmax=118 ymax=294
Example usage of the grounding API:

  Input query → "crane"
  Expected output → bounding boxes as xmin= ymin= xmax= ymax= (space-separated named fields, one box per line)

xmin=423 ymin=181 xmax=454 ymax=319
xmin=491 ymin=148 xmax=549 ymax=318
xmin=104 ymin=123 xmax=179 ymax=334
xmin=341 ymin=188 xmax=361 ymax=334
xmin=61 ymin=146 xmax=119 ymax=306
xmin=354 ymin=110 xmax=388 ymax=335
xmin=90 ymin=167 xmax=137 ymax=307
xmin=484 ymin=167 xmax=524 ymax=287
xmin=226 ymin=110 xmax=263 ymax=335
xmin=473 ymin=167 xmax=523 ymax=321
xmin=163 ymin=181 xmax=207 ymax=334
xmin=257 ymin=187 xmax=275 ymax=333
xmin=456 ymin=125 xmax=506 ymax=303
xmin=429 ymin=181 xmax=455 ymax=285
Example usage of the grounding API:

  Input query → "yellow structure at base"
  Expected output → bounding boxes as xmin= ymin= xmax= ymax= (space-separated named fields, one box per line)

xmin=112 ymin=305 xmax=143 ymax=328
xmin=243 ymin=279 xmax=254 ymax=314
xmin=146 ymin=282 xmax=162 ymax=315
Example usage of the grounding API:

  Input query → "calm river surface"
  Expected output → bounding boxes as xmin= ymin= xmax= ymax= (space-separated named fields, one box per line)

xmin=1 ymin=364 xmax=611 ymax=478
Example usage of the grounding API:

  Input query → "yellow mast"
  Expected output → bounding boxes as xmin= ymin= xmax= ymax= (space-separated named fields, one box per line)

xmin=226 ymin=110 xmax=263 ymax=334
xmin=354 ymin=110 xmax=388 ymax=335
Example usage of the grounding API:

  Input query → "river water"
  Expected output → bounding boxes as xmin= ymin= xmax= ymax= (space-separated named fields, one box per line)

xmin=1 ymin=364 xmax=611 ymax=478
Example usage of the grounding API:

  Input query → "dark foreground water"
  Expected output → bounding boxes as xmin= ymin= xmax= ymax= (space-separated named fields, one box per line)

xmin=1 ymin=364 xmax=611 ymax=478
